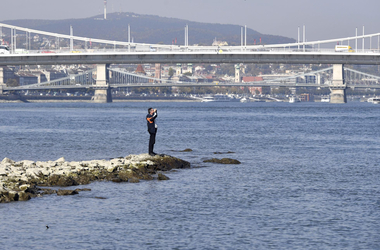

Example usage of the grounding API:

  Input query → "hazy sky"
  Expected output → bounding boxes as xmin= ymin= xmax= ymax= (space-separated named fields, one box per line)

xmin=1 ymin=0 xmax=379 ymax=42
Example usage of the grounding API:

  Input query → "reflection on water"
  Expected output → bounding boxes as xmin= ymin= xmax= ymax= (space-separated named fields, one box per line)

xmin=0 ymin=102 xmax=379 ymax=249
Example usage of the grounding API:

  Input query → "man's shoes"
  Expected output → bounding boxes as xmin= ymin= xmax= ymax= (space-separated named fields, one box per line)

xmin=152 ymin=152 xmax=157 ymax=155
xmin=149 ymin=153 xmax=156 ymax=156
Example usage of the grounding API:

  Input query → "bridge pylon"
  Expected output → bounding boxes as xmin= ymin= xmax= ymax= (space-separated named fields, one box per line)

xmin=330 ymin=64 xmax=347 ymax=104
xmin=92 ymin=64 xmax=112 ymax=103
xmin=0 ymin=67 xmax=5 ymax=95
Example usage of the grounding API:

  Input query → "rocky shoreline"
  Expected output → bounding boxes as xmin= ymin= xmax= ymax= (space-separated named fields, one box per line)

xmin=0 ymin=154 xmax=190 ymax=203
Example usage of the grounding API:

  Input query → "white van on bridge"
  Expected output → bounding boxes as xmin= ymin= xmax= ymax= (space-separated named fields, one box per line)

xmin=0 ymin=45 xmax=10 ymax=54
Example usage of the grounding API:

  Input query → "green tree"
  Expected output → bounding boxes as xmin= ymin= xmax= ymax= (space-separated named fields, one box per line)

xmin=168 ymin=68 xmax=174 ymax=78
xmin=6 ymin=79 xmax=19 ymax=87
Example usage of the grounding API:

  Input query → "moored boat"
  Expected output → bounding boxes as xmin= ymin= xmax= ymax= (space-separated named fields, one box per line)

xmin=289 ymin=96 xmax=300 ymax=103
xmin=201 ymin=94 xmax=241 ymax=102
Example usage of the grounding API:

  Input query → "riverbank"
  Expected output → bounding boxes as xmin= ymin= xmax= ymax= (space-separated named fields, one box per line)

xmin=0 ymin=94 xmax=199 ymax=103
xmin=0 ymin=154 xmax=190 ymax=203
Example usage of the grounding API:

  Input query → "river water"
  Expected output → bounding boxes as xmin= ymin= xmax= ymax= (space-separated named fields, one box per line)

xmin=0 ymin=101 xmax=379 ymax=249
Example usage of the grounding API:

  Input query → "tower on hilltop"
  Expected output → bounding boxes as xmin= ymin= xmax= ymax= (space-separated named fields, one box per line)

xmin=104 ymin=0 xmax=107 ymax=20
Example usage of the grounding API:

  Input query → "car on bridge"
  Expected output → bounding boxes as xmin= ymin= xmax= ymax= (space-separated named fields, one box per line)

xmin=0 ymin=45 xmax=10 ymax=54
xmin=335 ymin=45 xmax=355 ymax=52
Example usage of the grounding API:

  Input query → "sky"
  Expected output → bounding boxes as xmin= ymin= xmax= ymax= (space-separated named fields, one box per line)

xmin=1 ymin=0 xmax=380 ymax=42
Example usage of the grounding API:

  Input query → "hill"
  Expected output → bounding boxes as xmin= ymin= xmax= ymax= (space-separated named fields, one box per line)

xmin=3 ymin=12 xmax=295 ymax=46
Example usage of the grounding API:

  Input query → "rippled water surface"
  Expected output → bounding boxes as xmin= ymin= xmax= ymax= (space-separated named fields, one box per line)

xmin=0 ymin=102 xmax=379 ymax=249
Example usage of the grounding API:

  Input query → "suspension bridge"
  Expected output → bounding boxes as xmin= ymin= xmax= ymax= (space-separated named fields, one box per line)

xmin=1 ymin=22 xmax=380 ymax=103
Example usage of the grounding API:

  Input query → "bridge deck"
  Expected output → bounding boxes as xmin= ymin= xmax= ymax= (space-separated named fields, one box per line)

xmin=1 ymin=51 xmax=380 ymax=66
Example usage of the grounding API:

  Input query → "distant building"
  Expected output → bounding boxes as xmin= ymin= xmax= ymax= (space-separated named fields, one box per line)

xmin=16 ymin=72 xmax=38 ymax=86
xmin=297 ymin=74 xmax=317 ymax=84
xmin=299 ymin=93 xmax=314 ymax=102
xmin=242 ymin=76 xmax=263 ymax=82
xmin=235 ymin=65 xmax=241 ymax=82
xmin=155 ymin=64 xmax=161 ymax=79
xmin=241 ymin=76 xmax=264 ymax=95
xmin=248 ymin=87 xmax=263 ymax=95
xmin=135 ymin=64 xmax=146 ymax=75
xmin=43 ymin=70 xmax=67 ymax=81
xmin=30 ymin=71 xmax=47 ymax=83
xmin=0 ymin=67 xmax=16 ymax=84
xmin=212 ymin=38 xmax=228 ymax=46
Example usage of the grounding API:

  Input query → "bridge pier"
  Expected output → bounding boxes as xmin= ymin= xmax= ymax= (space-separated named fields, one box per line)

xmin=0 ymin=67 xmax=5 ymax=95
xmin=329 ymin=64 xmax=347 ymax=104
xmin=92 ymin=64 xmax=112 ymax=103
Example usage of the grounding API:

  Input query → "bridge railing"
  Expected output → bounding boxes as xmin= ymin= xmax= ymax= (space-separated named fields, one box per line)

xmin=4 ymin=48 xmax=380 ymax=55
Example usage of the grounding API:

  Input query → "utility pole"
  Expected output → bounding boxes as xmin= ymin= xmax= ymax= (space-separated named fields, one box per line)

xmin=298 ymin=26 xmax=300 ymax=50
xmin=303 ymin=25 xmax=306 ymax=52
xmin=362 ymin=26 xmax=365 ymax=52
xmin=104 ymin=0 xmax=107 ymax=20
xmin=128 ymin=24 xmax=131 ymax=52
xmin=10 ymin=28 xmax=13 ymax=53
xmin=70 ymin=26 xmax=74 ymax=51
xmin=244 ymin=25 xmax=247 ymax=47
xmin=355 ymin=27 xmax=358 ymax=52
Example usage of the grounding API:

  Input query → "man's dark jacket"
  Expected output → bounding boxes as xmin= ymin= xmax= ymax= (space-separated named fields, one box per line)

xmin=146 ymin=111 xmax=157 ymax=134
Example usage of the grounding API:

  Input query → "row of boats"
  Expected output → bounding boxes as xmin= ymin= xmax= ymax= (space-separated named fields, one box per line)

xmin=198 ymin=94 xmax=283 ymax=103
xmin=195 ymin=94 xmax=380 ymax=104
xmin=368 ymin=97 xmax=380 ymax=104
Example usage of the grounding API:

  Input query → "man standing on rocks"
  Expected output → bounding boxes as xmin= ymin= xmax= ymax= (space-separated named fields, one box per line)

xmin=146 ymin=108 xmax=158 ymax=156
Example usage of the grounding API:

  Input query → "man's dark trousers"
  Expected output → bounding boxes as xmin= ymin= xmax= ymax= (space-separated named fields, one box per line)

xmin=149 ymin=128 xmax=157 ymax=154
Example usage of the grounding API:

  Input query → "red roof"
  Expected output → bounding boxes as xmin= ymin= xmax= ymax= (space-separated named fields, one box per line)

xmin=135 ymin=64 xmax=146 ymax=74
xmin=242 ymin=76 xmax=263 ymax=82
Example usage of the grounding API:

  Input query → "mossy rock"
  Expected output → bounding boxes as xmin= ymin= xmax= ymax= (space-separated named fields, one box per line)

xmin=142 ymin=174 xmax=154 ymax=180
xmin=118 ymin=171 xmax=130 ymax=182
xmin=46 ymin=175 xmax=77 ymax=186
xmin=203 ymin=158 xmax=241 ymax=164
xmin=181 ymin=148 xmax=193 ymax=152
xmin=158 ymin=173 xmax=170 ymax=180
xmin=72 ymin=172 xmax=96 ymax=185
xmin=18 ymin=191 xmax=31 ymax=201
xmin=128 ymin=178 xmax=140 ymax=183
xmin=40 ymin=188 xmax=57 ymax=195
xmin=57 ymin=189 xmax=79 ymax=196
xmin=151 ymin=156 xmax=191 ymax=171
xmin=75 ymin=188 xmax=91 ymax=192
xmin=111 ymin=178 xmax=123 ymax=183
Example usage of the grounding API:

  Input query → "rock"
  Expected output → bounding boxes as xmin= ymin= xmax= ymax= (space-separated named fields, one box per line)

xmin=55 ymin=157 xmax=65 ymax=163
xmin=203 ymin=158 xmax=241 ymax=164
xmin=128 ymin=178 xmax=140 ymax=183
xmin=107 ymin=166 xmax=118 ymax=173
xmin=181 ymin=148 xmax=193 ymax=152
xmin=21 ymin=160 xmax=36 ymax=168
xmin=0 ymin=168 xmax=7 ymax=176
xmin=18 ymin=191 xmax=31 ymax=201
xmin=1 ymin=158 xmax=15 ymax=165
xmin=75 ymin=188 xmax=91 ymax=192
xmin=47 ymin=175 xmax=78 ymax=187
xmin=214 ymin=151 xmax=235 ymax=154
xmin=94 ymin=197 xmax=107 ymax=199
xmin=19 ymin=184 xmax=30 ymax=191
xmin=57 ymin=189 xmax=78 ymax=196
xmin=73 ymin=173 xmax=94 ymax=185
xmin=111 ymin=178 xmax=123 ymax=183
xmin=158 ymin=173 xmax=170 ymax=180
xmin=150 ymin=155 xmax=191 ymax=171
xmin=1 ymin=154 xmax=190 ymax=203
xmin=40 ymin=189 xmax=57 ymax=195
